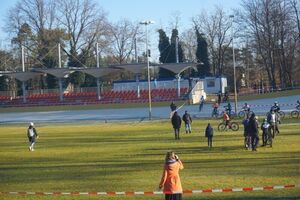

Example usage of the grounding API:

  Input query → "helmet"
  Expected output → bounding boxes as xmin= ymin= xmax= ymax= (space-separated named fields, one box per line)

xmin=274 ymin=101 xmax=278 ymax=105
xmin=29 ymin=122 xmax=34 ymax=126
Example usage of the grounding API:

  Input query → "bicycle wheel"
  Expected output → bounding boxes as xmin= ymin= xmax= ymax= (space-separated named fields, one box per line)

xmin=218 ymin=123 xmax=226 ymax=131
xmin=279 ymin=111 xmax=285 ymax=119
xmin=266 ymin=133 xmax=272 ymax=147
xmin=291 ymin=110 xmax=299 ymax=118
xmin=238 ymin=111 xmax=245 ymax=118
xmin=231 ymin=122 xmax=239 ymax=131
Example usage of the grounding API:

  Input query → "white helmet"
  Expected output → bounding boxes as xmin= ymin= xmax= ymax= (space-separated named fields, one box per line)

xmin=29 ymin=122 xmax=34 ymax=126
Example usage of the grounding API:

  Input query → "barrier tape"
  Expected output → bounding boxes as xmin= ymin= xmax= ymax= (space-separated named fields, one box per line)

xmin=1 ymin=183 xmax=299 ymax=196
xmin=248 ymin=103 xmax=297 ymax=108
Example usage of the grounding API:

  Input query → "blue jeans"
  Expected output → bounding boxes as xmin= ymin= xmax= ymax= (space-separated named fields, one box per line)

xmin=185 ymin=123 xmax=192 ymax=133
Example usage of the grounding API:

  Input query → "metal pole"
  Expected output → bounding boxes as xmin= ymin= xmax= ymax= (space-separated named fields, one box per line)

xmin=140 ymin=20 xmax=154 ymax=120
xmin=96 ymin=43 xmax=99 ymax=68
xmin=136 ymin=74 xmax=140 ymax=98
xmin=58 ymin=43 xmax=61 ymax=68
xmin=96 ymin=77 xmax=101 ymax=100
xmin=21 ymin=46 xmax=26 ymax=103
xmin=146 ymin=24 xmax=152 ymax=120
xmin=59 ymin=78 xmax=63 ymax=101
xmin=21 ymin=46 xmax=25 ymax=72
xmin=230 ymin=15 xmax=238 ymax=114
xmin=175 ymin=37 xmax=181 ymax=97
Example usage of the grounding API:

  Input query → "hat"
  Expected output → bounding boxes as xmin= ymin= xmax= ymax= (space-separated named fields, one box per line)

xmin=29 ymin=122 xmax=34 ymax=126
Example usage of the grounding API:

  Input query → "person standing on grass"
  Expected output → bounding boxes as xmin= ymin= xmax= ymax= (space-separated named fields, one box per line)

xmin=171 ymin=112 xmax=182 ymax=140
xmin=182 ymin=111 xmax=192 ymax=134
xmin=27 ymin=122 xmax=38 ymax=151
xmin=205 ymin=123 xmax=214 ymax=148
xmin=248 ymin=114 xmax=259 ymax=151
xmin=199 ymin=95 xmax=204 ymax=112
xmin=159 ymin=151 xmax=184 ymax=200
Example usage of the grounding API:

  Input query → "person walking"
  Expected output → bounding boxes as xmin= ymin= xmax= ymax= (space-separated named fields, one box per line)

xmin=182 ymin=111 xmax=192 ymax=134
xmin=261 ymin=119 xmax=271 ymax=146
xmin=267 ymin=110 xmax=280 ymax=138
xmin=205 ymin=123 xmax=214 ymax=148
xmin=199 ymin=95 xmax=204 ymax=112
xmin=27 ymin=122 xmax=38 ymax=151
xmin=159 ymin=151 xmax=184 ymax=200
xmin=242 ymin=116 xmax=251 ymax=149
xmin=171 ymin=112 xmax=182 ymax=140
xmin=248 ymin=114 xmax=259 ymax=151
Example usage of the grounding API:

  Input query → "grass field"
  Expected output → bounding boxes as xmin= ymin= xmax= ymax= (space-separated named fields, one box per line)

xmin=0 ymin=118 xmax=299 ymax=200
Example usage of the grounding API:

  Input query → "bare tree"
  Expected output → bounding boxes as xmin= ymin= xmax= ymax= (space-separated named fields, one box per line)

xmin=192 ymin=7 xmax=232 ymax=77
xmin=107 ymin=19 xmax=142 ymax=64
xmin=241 ymin=0 xmax=300 ymax=88
xmin=57 ymin=0 xmax=110 ymax=66
xmin=181 ymin=28 xmax=197 ymax=62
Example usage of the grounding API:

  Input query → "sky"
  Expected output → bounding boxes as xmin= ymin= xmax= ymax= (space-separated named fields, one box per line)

xmin=0 ymin=0 xmax=242 ymax=60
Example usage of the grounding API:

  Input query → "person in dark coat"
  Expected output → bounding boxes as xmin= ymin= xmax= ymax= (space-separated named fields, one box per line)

xmin=182 ymin=111 xmax=192 ymax=134
xmin=170 ymin=101 xmax=177 ymax=111
xmin=217 ymin=91 xmax=222 ymax=104
xmin=248 ymin=114 xmax=259 ymax=151
xmin=171 ymin=112 xmax=182 ymax=140
xmin=205 ymin=123 xmax=214 ymax=148
xmin=242 ymin=116 xmax=251 ymax=149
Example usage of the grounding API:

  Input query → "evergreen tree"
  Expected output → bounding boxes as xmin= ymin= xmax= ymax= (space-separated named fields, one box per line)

xmin=170 ymin=29 xmax=184 ymax=63
xmin=158 ymin=29 xmax=172 ymax=77
xmin=195 ymin=29 xmax=211 ymax=77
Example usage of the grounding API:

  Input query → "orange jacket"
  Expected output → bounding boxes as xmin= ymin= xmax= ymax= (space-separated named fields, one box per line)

xmin=159 ymin=160 xmax=184 ymax=194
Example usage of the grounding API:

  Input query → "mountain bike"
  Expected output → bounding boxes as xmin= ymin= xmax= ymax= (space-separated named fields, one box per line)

xmin=218 ymin=121 xmax=239 ymax=131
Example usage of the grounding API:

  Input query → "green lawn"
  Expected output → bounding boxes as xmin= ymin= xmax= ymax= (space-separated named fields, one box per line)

xmin=0 ymin=119 xmax=299 ymax=200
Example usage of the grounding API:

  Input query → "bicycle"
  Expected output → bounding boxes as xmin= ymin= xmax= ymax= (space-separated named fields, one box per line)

xmin=262 ymin=129 xmax=273 ymax=147
xmin=218 ymin=121 xmax=239 ymax=131
xmin=291 ymin=107 xmax=299 ymax=118
xmin=238 ymin=109 xmax=254 ymax=118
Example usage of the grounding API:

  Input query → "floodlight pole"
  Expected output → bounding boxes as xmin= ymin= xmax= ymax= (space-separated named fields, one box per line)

xmin=230 ymin=15 xmax=238 ymax=114
xmin=140 ymin=20 xmax=154 ymax=120
xmin=21 ymin=46 xmax=27 ymax=103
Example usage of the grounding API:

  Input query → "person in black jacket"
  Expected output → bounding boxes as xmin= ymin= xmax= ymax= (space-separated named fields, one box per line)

xmin=171 ymin=112 xmax=182 ymax=140
xmin=205 ymin=123 xmax=214 ymax=148
xmin=248 ymin=114 xmax=259 ymax=151
xmin=170 ymin=101 xmax=177 ymax=111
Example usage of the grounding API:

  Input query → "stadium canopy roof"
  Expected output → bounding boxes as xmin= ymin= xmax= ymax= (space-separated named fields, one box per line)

xmin=32 ymin=68 xmax=74 ymax=78
xmin=157 ymin=62 xmax=198 ymax=75
xmin=79 ymin=67 xmax=121 ymax=78
xmin=6 ymin=71 xmax=43 ymax=82
xmin=110 ymin=63 xmax=150 ymax=74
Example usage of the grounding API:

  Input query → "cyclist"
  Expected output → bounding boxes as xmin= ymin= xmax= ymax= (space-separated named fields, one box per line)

xmin=223 ymin=111 xmax=230 ymax=129
xmin=242 ymin=103 xmax=250 ymax=112
xmin=270 ymin=101 xmax=280 ymax=113
xmin=261 ymin=119 xmax=271 ymax=146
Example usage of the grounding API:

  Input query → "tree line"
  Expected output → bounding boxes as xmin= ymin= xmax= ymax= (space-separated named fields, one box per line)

xmin=0 ymin=0 xmax=299 ymax=93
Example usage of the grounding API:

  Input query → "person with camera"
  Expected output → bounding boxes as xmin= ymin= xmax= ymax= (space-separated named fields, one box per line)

xmin=159 ymin=151 xmax=184 ymax=200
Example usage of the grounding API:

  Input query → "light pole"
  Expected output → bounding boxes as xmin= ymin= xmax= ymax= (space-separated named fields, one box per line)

xmin=140 ymin=20 xmax=154 ymax=120
xmin=229 ymin=15 xmax=238 ymax=115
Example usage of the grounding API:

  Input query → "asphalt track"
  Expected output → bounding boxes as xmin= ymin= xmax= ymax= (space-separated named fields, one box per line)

xmin=0 ymin=95 xmax=299 ymax=124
